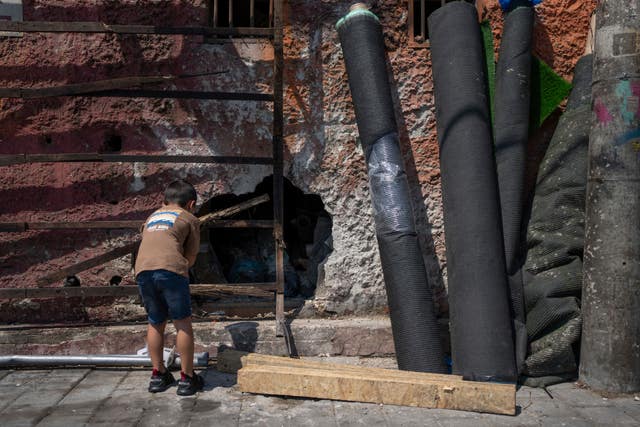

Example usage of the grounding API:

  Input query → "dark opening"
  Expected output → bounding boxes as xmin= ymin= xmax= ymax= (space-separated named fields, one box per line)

xmin=411 ymin=0 xmax=462 ymax=43
xmin=43 ymin=135 xmax=53 ymax=145
xmin=212 ymin=0 xmax=271 ymax=28
xmin=109 ymin=275 xmax=122 ymax=286
xmin=193 ymin=176 xmax=332 ymax=299
xmin=103 ymin=134 xmax=122 ymax=152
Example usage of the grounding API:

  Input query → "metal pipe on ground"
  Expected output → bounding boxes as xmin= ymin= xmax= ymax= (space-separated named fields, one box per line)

xmin=0 ymin=353 xmax=209 ymax=369
xmin=493 ymin=3 xmax=534 ymax=375
xmin=580 ymin=1 xmax=640 ymax=393
xmin=336 ymin=4 xmax=446 ymax=374
xmin=429 ymin=1 xmax=517 ymax=382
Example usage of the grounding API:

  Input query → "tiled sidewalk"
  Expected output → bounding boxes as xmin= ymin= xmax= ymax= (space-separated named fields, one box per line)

xmin=1 ymin=363 xmax=639 ymax=426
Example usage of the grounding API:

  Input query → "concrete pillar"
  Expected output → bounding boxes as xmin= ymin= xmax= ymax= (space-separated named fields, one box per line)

xmin=580 ymin=1 xmax=640 ymax=393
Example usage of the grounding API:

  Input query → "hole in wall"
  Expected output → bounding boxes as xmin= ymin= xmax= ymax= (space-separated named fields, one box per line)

xmin=103 ymin=134 xmax=122 ymax=152
xmin=193 ymin=176 xmax=333 ymax=299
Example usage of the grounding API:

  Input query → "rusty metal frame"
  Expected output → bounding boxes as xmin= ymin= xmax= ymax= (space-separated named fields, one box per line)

xmin=408 ymin=0 xmax=446 ymax=48
xmin=209 ymin=0 xmax=273 ymax=29
xmin=272 ymin=0 xmax=286 ymax=339
xmin=0 ymin=1 xmax=290 ymax=344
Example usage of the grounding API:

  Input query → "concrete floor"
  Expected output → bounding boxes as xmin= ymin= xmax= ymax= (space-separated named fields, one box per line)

xmin=1 ymin=363 xmax=639 ymax=426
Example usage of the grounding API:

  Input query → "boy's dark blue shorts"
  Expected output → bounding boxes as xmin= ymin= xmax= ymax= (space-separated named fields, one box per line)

xmin=136 ymin=269 xmax=192 ymax=324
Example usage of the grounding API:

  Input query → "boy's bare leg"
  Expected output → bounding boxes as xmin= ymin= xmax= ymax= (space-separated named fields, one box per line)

xmin=147 ymin=321 xmax=167 ymax=372
xmin=173 ymin=317 xmax=194 ymax=375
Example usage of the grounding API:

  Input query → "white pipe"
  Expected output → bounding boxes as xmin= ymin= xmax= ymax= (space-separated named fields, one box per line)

xmin=0 ymin=352 xmax=209 ymax=368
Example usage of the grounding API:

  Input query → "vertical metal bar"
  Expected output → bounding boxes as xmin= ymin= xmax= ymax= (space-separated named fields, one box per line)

xmin=421 ymin=0 xmax=426 ymax=41
xmin=272 ymin=0 xmax=285 ymax=338
xmin=408 ymin=0 xmax=415 ymax=44
xmin=250 ymin=0 xmax=255 ymax=27
xmin=269 ymin=0 xmax=274 ymax=27
xmin=213 ymin=0 xmax=218 ymax=27
xmin=229 ymin=0 xmax=233 ymax=27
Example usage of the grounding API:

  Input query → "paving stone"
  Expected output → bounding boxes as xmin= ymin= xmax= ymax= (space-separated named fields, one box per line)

xmin=36 ymin=369 xmax=126 ymax=426
xmin=238 ymin=394 xmax=292 ymax=427
xmin=434 ymin=417 xmax=496 ymax=427
xmin=334 ymin=401 xmax=388 ymax=426
xmin=573 ymin=405 xmax=639 ymax=425
xmin=2 ymin=369 xmax=89 ymax=427
xmin=612 ymin=398 xmax=640 ymax=422
xmin=87 ymin=371 xmax=149 ymax=426
xmin=0 ymin=370 xmax=12 ymax=381
xmin=382 ymin=404 xmax=440 ymax=426
xmin=546 ymin=382 xmax=613 ymax=407
xmin=0 ymin=370 xmax=55 ymax=414
xmin=1 ymin=363 xmax=640 ymax=426
xmin=546 ymin=416 xmax=597 ymax=426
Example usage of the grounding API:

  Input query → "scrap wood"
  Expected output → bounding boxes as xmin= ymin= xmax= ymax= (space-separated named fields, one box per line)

xmin=238 ymin=362 xmax=516 ymax=416
xmin=0 ymin=72 xmax=226 ymax=99
xmin=225 ymin=352 xmax=463 ymax=382
xmin=36 ymin=194 xmax=270 ymax=286
xmin=199 ymin=194 xmax=271 ymax=226
xmin=189 ymin=284 xmax=273 ymax=299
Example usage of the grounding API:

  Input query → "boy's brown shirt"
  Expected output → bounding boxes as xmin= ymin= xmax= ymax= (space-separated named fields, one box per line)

xmin=134 ymin=206 xmax=200 ymax=278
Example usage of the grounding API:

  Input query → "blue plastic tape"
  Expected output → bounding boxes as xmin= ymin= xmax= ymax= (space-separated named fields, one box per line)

xmin=499 ymin=0 xmax=542 ymax=11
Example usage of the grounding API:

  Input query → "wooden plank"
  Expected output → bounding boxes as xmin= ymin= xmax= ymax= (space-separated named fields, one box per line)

xmin=0 ymin=75 xmax=180 ymax=99
xmin=32 ymin=195 xmax=270 ymax=283
xmin=198 ymin=297 xmax=303 ymax=318
xmin=0 ymin=154 xmax=26 ymax=166
xmin=0 ymin=283 xmax=276 ymax=299
xmin=0 ymin=219 xmax=273 ymax=231
xmin=190 ymin=284 xmax=273 ymax=298
xmin=0 ymin=154 xmax=273 ymax=166
xmin=0 ymin=222 xmax=27 ymax=232
xmin=77 ymin=90 xmax=274 ymax=101
xmin=0 ymin=88 xmax=273 ymax=101
xmin=36 ymin=242 xmax=139 ymax=286
xmin=203 ymin=219 xmax=273 ymax=228
xmin=0 ymin=286 xmax=139 ymax=299
xmin=240 ymin=353 xmax=463 ymax=381
xmin=238 ymin=365 xmax=516 ymax=416
xmin=199 ymin=193 xmax=270 ymax=224
xmin=27 ymin=221 xmax=142 ymax=230
xmin=0 ymin=21 xmax=274 ymax=37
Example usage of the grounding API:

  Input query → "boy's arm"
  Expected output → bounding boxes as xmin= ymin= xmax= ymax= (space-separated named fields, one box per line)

xmin=184 ymin=219 xmax=200 ymax=267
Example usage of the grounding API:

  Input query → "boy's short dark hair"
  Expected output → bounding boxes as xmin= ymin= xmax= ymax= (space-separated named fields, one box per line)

xmin=164 ymin=179 xmax=197 ymax=207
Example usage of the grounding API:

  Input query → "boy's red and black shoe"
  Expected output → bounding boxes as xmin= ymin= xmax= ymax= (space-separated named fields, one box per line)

xmin=176 ymin=371 xmax=205 ymax=396
xmin=148 ymin=369 xmax=176 ymax=393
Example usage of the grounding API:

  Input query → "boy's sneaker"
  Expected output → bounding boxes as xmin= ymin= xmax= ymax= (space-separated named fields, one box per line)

xmin=177 ymin=371 xmax=205 ymax=396
xmin=148 ymin=369 xmax=176 ymax=393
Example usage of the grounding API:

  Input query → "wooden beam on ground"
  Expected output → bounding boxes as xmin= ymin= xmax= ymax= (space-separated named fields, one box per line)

xmin=238 ymin=353 xmax=462 ymax=381
xmin=0 ymin=153 xmax=273 ymax=166
xmin=0 ymin=21 xmax=274 ymax=37
xmin=238 ymin=364 xmax=516 ymax=415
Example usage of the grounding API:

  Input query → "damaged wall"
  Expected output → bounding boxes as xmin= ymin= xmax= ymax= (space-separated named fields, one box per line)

xmin=0 ymin=0 xmax=595 ymax=320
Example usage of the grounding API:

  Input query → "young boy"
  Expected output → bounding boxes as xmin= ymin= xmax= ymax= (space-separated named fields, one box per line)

xmin=135 ymin=179 xmax=204 ymax=396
